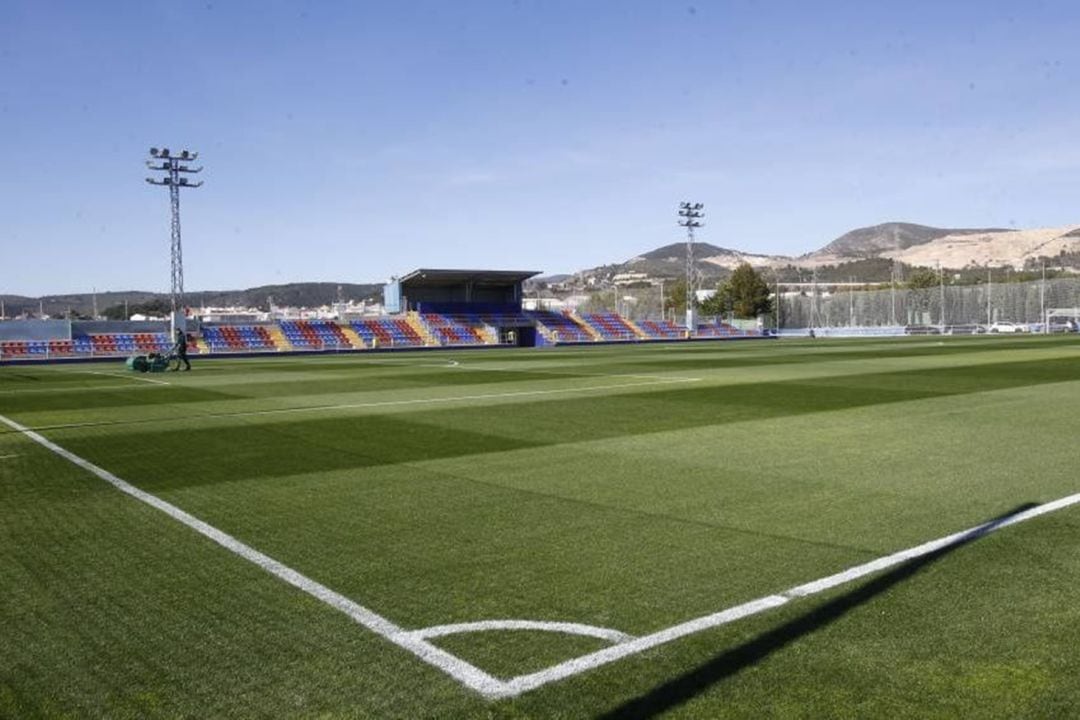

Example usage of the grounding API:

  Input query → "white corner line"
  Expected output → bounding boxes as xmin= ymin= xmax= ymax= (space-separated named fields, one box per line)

xmin=7 ymin=406 xmax=1076 ymax=702
xmin=502 ymin=491 xmax=1080 ymax=697
xmin=0 ymin=412 xmax=509 ymax=699
xmin=408 ymin=620 xmax=634 ymax=644
xmin=83 ymin=370 xmax=171 ymax=386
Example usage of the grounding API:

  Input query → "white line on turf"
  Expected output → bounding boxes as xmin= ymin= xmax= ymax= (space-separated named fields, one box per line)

xmin=0 ymin=384 xmax=159 ymax=395
xmin=83 ymin=370 xmax=170 ymax=386
xmin=409 ymin=620 xmax=634 ymax=644
xmin=0 ymin=454 xmax=19 ymax=460
xmin=501 ymin=492 xmax=1080 ymax=696
xmin=0 ymin=412 xmax=510 ymax=698
xmin=6 ymin=406 xmax=1077 ymax=701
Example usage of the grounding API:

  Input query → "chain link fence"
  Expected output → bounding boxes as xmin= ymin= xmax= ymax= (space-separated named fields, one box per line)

xmin=777 ymin=278 xmax=1080 ymax=330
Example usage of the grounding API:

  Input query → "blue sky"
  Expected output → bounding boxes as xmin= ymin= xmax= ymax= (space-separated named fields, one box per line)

xmin=2 ymin=0 xmax=1078 ymax=295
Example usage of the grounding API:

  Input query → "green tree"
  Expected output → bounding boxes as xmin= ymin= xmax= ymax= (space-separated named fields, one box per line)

xmin=906 ymin=268 xmax=938 ymax=290
xmin=664 ymin=279 xmax=691 ymax=316
xmin=699 ymin=287 xmax=728 ymax=317
xmin=717 ymin=263 xmax=772 ymax=319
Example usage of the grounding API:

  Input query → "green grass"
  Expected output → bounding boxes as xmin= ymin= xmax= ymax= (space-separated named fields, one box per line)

xmin=2 ymin=336 xmax=1080 ymax=718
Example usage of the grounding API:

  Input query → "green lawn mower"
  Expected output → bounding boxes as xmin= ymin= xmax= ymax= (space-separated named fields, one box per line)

xmin=126 ymin=352 xmax=178 ymax=373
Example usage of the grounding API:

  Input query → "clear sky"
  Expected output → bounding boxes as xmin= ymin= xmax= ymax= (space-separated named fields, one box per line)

xmin=2 ymin=0 xmax=1078 ymax=295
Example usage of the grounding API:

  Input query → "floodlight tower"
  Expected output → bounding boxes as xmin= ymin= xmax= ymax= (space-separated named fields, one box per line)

xmin=678 ymin=202 xmax=704 ymax=334
xmin=145 ymin=147 xmax=203 ymax=331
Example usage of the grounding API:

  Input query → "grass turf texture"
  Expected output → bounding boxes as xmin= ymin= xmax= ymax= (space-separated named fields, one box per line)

xmin=1 ymin=336 xmax=1079 ymax=718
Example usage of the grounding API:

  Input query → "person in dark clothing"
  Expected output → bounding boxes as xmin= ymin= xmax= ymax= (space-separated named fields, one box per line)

xmin=173 ymin=329 xmax=191 ymax=371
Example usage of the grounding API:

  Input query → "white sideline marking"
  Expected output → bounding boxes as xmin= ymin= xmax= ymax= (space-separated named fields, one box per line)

xmin=502 ymin=492 xmax=1080 ymax=696
xmin=0 ymin=412 xmax=510 ymax=698
xmin=410 ymin=620 xmax=634 ymax=644
xmin=0 ymin=383 xmax=158 ymax=395
xmin=6 ymin=406 xmax=1078 ymax=701
xmin=83 ymin=370 xmax=170 ymax=386
xmin=0 ymin=454 xmax=19 ymax=460
xmin=27 ymin=377 xmax=702 ymax=432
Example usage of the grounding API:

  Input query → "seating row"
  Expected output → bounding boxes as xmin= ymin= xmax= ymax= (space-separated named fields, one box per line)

xmin=421 ymin=313 xmax=485 ymax=345
xmin=637 ymin=319 xmax=686 ymax=339
xmin=580 ymin=313 xmax=639 ymax=340
xmin=0 ymin=334 xmax=172 ymax=357
xmin=202 ymin=325 xmax=275 ymax=351
xmin=349 ymin=318 xmax=424 ymax=347
xmin=280 ymin=320 xmax=352 ymax=348
xmin=525 ymin=310 xmax=595 ymax=342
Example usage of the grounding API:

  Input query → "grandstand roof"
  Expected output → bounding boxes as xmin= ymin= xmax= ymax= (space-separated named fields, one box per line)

xmin=397 ymin=269 xmax=540 ymax=287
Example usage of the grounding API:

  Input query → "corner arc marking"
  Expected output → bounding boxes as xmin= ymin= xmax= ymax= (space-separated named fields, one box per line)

xmin=409 ymin=619 xmax=634 ymax=644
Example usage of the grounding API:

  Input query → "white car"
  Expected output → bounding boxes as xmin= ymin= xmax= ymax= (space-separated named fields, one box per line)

xmin=989 ymin=321 xmax=1026 ymax=333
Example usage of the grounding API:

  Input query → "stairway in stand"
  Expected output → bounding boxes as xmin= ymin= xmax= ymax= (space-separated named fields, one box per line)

xmin=267 ymin=326 xmax=292 ymax=351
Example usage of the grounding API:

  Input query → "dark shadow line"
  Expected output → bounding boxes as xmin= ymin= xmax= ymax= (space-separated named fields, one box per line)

xmin=597 ymin=502 xmax=1038 ymax=720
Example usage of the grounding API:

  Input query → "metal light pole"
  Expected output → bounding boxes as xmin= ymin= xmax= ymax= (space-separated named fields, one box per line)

xmin=938 ymin=261 xmax=945 ymax=332
xmin=659 ymin=278 xmax=665 ymax=323
xmin=146 ymin=147 xmax=203 ymax=332
xmin=678 ymin=202 xmax=704 ymax=334
xmin=1041 ymin=261 xmax=1047 ymax=333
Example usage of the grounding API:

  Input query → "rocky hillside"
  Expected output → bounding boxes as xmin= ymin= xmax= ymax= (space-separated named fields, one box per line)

xmin=882 ymin=225 xmax=1080 ymax=269
xmin=577 ymin=221 xmax=1080 ymax=283
xmin=805 ymin=222 xmax=1009 ymax=262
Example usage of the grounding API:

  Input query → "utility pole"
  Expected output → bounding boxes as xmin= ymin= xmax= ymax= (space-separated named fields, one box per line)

xmin=658 ymin=278 xmax=665 ymax=323
xmin=775 ymin=273 xmax=780 ymax=332
xmin=938 ymin=261 xmax=945 ymax=332
xmin=1041 ymin=261 xmax=1047 ymax=333
xmin=987 ymin=267 xmax=992 ymax=325
xmin=848 ymin=276 xmax=854 ymax=327
xmin=677 ymin=202 xmax=704 ymax=334
xmin=890 ymin=260 xmax=902 ymax=327
xmin=145 ymin=147 xmax=203 ymax=333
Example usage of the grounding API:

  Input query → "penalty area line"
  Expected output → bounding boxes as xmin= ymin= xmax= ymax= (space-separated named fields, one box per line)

xmin=0 ymin=412 xmax=511 ymax=699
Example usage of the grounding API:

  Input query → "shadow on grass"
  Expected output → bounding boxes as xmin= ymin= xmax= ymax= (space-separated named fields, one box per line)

xmin=598 ymin=502 xmax=1038 ymax=720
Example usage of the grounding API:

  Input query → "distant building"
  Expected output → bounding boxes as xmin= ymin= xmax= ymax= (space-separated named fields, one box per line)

xmin=612 ymin=271 xmax=650 ymax=286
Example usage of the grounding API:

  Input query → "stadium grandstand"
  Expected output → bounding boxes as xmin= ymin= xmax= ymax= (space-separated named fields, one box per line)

xmin=0 ymin=269 xmax=768 ymax=363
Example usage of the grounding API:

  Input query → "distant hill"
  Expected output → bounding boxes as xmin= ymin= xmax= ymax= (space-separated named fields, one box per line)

xmin=635 ymin=242 xmax=732 ymax=262
xmin=1 ymin=282 xmax=383 ymax=319
xmin=617 ymin=242 xmax=781 ymax=280
xmin=564 ymin=220 xmax=1080 ymax=285
xmin=807 ymin=222 xmax=1009 ymax=261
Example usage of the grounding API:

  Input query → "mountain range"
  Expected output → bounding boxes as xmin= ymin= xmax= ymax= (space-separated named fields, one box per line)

xmin=0 ymin=283 xmax=382 ymax=320
xmin=577 ymin=221 xmax=1080 ymax=283
xmin=7 ymin=221 xmax=1080 ymax=316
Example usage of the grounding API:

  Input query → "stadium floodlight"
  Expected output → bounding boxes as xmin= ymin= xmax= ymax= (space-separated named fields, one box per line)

xmin=677 ymin=201 xmax=705 ymax=335
xmin=145 ymin=146 xmax=205 ymax=320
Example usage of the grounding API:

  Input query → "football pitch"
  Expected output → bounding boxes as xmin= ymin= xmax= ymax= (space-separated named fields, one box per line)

xmin=3 ymin=336 xmax=1080 ymax=718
